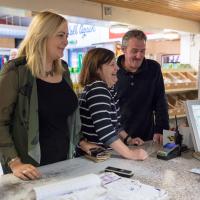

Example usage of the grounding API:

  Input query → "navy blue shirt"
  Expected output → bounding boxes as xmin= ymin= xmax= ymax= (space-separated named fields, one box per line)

xmin=116 ymin=55 xmax=169 ymax=140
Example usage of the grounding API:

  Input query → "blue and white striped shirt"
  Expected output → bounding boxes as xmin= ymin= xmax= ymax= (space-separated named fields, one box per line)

xmin=79 ymin=80 xmax=122 ymax=147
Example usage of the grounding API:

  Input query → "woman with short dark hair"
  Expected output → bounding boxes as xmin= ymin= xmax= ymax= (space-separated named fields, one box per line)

xmin=77 ymin=48 xmax=148 ymax=160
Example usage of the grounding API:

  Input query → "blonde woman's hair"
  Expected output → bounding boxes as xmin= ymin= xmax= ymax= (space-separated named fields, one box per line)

xmin=18 ymin=10 xmax=67 ymax=77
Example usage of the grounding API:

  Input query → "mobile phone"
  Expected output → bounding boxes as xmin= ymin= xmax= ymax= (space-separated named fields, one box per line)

xmin=105 ymin=166 xmax=133 ymax=178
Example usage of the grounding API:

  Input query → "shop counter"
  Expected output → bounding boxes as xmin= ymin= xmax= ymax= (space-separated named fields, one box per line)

xmin=0 ymin=143 xmax=200 ymax=200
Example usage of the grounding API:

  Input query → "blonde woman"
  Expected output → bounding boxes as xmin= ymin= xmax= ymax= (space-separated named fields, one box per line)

xmin=0 ymin=11 xmax=81 ymax=180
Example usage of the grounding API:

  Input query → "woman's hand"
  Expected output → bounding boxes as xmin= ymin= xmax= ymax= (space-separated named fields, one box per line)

xmin=110 ymin=139 xmax=148 ymax=161
xmin=79 ymin=140 xmax=102 ymax=154
xmin=9 ymin=158 xmax=41 ymax=181
xmin=130 ymin=148 xmax=148 ymax=160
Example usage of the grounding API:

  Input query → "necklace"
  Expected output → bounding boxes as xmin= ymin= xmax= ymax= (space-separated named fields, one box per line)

xmin=45 ymin=68 xmax=54 ymax=77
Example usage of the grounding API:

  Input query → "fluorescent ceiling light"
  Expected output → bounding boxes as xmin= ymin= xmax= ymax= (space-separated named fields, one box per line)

xmin=163 ymin=32 xmax=179 ymax=40
xmin=147 ymin=32 xmax=179 ymax=40
xmin=110 ymin=24 xmax=129 ymax=34
xmin=147 ymin=33 xmax=163 ymax=40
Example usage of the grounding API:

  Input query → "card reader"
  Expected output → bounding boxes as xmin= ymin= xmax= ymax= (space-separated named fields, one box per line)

xmin=157 ymin=115 xmax=184 ymax=160
xmin=157 ymin=144 xmax=181 ymax=160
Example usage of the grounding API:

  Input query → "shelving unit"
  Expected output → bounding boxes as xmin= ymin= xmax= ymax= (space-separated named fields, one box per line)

xmin=163 ymin=69 xmax=198 ymax=119
xmin=166 ymin=87 xmax=197 ymax=94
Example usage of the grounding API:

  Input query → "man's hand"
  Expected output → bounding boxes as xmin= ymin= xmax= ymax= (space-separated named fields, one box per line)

xmin=153 ymin=133 xmax=163 ymax=144
xmin=129 ymin=137 xmax=144 ymax=146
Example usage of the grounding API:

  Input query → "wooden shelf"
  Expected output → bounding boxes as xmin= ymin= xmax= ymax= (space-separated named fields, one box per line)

xmin=163 ymin=69 xmax=198 ymax=121
xmin=169 ymin=114 xmax=186 ymax=119
xmin=166 ymin=87 xmax=198 ymax=94
xmin=162 ymin=69 xmax=196 ymax=73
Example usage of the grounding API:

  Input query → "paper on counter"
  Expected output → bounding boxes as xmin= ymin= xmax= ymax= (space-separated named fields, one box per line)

xmin=189 ymin=168 xmax=200 ymax=175
xmin=34 ymin=173 xmax=101 ymax=200
xmin=48 ymin=186 xmax=107 ymax=200
xmin=104 ymin=177 xmax=168 ymax=200
xmin=34 ymin=172 xmax=168 ymax=200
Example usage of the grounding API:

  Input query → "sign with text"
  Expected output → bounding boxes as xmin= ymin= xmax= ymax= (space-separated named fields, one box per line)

xmin=68 ymin=23 xmax=109 ymax=48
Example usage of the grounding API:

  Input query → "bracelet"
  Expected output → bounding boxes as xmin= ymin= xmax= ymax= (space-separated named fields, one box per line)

xmin=124 ymin=135 xmax=130 ymax=145
xmin=8 ymin=157 xmax=20 ymax=167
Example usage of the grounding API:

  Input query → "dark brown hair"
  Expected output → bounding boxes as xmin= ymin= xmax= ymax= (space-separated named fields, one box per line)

xmin=79 ymin=48 xmax=115 ymax=86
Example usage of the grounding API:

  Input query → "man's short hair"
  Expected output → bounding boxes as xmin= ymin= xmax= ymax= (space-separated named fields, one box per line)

xmin=122 ymin=29 xmax=147 ymax=47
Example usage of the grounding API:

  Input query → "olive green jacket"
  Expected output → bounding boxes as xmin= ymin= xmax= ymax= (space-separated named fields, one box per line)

xmin=0 ymin=57 xmax=81 ymax=172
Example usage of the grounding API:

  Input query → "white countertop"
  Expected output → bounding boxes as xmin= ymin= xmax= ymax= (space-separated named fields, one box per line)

xmin=0 ymin=144 xmax=200 ymax=200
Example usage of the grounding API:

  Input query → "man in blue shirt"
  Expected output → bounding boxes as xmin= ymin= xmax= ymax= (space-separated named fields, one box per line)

xmin=116 ymin=29 xmax=169 ymax=144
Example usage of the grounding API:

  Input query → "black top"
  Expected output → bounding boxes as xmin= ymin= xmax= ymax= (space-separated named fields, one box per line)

xmin=116 ymin=55 xmax=169 ymax=141
xmin=37 ymin=78 xmax=78 ymax=165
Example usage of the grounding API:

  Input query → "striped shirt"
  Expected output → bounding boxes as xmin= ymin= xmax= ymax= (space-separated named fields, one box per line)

xmin=79 ymin=80 xmax=122 ymax=147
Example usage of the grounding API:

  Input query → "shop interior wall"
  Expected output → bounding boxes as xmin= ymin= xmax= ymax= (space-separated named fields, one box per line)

xmin=146 ymin=40 xmax=180 ymax=64
xmin=0 ymin=38 xmax=14 ymax=48
xmin=0 ymin=1 xmax=199 ymax=123
xmin=0 ymin=0 xmax=200 ymax=34
xmin=0 ymin=0 xmax=199 ymax=71
xmin=0 ymin=0 xmax=102 ymax=20
xmin=188 ymin=35 xmax=200 ymax=71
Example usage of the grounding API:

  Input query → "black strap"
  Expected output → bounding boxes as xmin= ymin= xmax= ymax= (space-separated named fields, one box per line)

xmin=124 ymin=135 xmax=130 ymax=145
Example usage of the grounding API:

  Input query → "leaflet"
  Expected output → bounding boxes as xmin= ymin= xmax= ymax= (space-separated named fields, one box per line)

xmin=34 ymin=174 xmax=101 ymax=200
xmin=34 ymin=173 xmax=168 ymax=200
